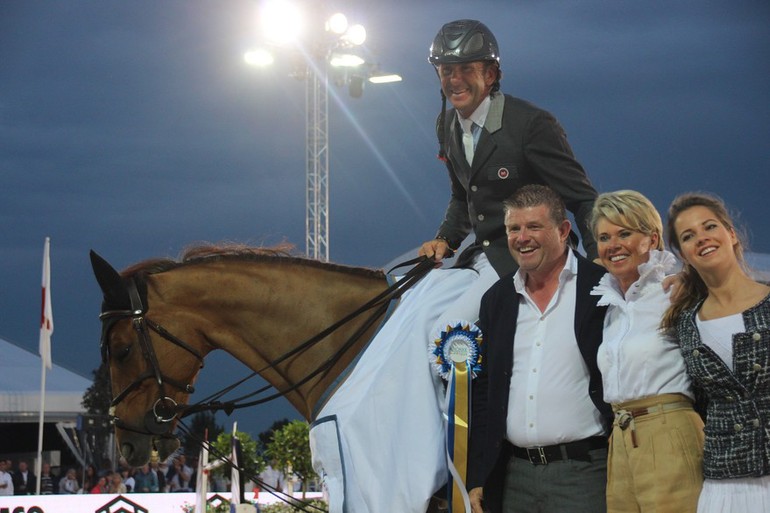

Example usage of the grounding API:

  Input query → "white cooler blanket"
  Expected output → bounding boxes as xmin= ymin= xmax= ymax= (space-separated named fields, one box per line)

xmin=310 ymin=257 xmax=498 ymax=513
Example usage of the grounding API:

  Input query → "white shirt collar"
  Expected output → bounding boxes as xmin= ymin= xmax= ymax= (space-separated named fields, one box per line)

xmin=513 ymin=250 xmax=577 ymax=295
xmin=458 ymin=94 xmax=492 ymax=134
xmin=591 ymin=249 xmax=677 ymax=305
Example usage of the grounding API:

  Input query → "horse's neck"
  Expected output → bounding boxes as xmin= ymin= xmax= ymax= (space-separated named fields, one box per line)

xmin=150 ymin=260 xmax=389 ymax=418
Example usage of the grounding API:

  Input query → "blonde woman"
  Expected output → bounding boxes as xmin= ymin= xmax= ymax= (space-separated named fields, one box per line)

xmin=662 ymin=192 xmax=770 ymax=512
xmin=591 ymin=190 xmax=704 ymax=512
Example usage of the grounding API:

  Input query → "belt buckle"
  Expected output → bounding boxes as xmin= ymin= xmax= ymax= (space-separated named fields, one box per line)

xmin=617 ymin=411 xmax=632 ymax=430
xmin=528 ymin=447 xmax=548 ymax=465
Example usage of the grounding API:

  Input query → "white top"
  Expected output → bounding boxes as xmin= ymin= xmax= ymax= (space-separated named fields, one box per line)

xmin=0 ymin=471 xmax=13 ymax=496
xmin=59 ymin=475 xmax=79 ymax=494
xmin=696 ymin=312 xmax=745 ymax=372
xmin=592 ymin=250 xmax=694 ymax=404
xmin=507 ymin=251 xmax=606 ymax=446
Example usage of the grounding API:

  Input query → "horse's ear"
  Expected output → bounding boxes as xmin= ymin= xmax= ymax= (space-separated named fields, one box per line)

xmin=90 ymin=250 xmax=130 ymax=308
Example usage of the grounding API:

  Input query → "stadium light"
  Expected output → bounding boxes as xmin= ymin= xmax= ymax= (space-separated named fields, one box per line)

xmin=243 ymin=2 xmax=400 ymax=261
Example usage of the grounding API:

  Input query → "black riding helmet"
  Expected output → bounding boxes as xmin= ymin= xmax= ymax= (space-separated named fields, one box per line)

xmin=429 ymin=19 xmax=500 ymax=65
xmin=430 ymin=20 xmax=501 ymax=161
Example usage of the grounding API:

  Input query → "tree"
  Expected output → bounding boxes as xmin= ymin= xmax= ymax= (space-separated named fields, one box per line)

xmin=258 ymin=419 xmax=291 ymax=455
xmin=265 ymin=420 xmax=317 ymax=499
xmin=182 ymin=412 xmax=224 ymax=457
xmin=210 ymin=430 xmax=266 ymax=483
xmin=82 ymin=361 xmax=111 ymax=414
xmin=80 ymin=361 xmax=114 ymax=470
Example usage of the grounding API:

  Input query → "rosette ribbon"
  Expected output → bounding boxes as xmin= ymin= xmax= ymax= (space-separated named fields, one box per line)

xmin=429 ymin=321 xmax=483 ymax=513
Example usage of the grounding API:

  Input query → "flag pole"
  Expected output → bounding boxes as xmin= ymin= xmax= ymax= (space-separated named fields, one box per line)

xmin=36 ymin=237 xmax=54 ymax=494
xmin=35 ymin=351 xmax=47 ymax=494
xmin=231 ymin=421 xmax=240 ymax=507
xmin=195 ymin=429 xmax=209 ymax=513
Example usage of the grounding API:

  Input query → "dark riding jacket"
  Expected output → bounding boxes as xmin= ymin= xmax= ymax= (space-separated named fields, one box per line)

xmin=436 ymin=92 xmax=598 ymax=277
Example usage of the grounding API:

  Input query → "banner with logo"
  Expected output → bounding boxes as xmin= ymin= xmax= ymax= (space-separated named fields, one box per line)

xmin=0 ymin=491 xmax=323 ymax=513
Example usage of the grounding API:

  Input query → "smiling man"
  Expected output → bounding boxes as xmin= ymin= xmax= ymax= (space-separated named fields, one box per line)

xmin=420 ymin=19 xmax=599 ymax=279
xmin=468 ymin=185 xmax=612 ymax=513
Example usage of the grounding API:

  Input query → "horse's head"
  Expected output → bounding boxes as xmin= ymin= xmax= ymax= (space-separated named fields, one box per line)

xmin=90 ymin=251 xmax=205 ymax=467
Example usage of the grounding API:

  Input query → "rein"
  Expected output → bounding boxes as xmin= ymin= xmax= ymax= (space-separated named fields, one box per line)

xmin=179 ymin=255 xmax=435 ymax=417
xmin=99 ymin=256 xmax=435 ymax=434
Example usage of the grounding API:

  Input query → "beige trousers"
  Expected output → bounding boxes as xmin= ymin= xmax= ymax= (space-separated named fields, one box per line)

xmin=608 ymin=393 xmax=705 ymax=513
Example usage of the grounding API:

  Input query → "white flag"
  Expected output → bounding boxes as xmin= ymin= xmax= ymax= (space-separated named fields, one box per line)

xmin=195 ymin=434 xmax=209 ymax=513
xmin=231 ymin=423 xmax=241 ymax=507
xmin=39 ymin=237 xmax=53 ymax=370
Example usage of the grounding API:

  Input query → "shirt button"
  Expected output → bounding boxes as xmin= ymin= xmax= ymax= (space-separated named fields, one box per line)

xmin=734 ymin=423 xmax=743 ymax=432
xmin=532 ymin=368 xmax=537 ymax=373
xmin=753 ymin=332 xmax=762 ymax=342
xmin=470 ymin=185 xmax=478 ymax=192
xmin=753 ymin=363 xmax=763 ymax=372
xmin=752 ymin=419 xmax=761 ymax=427
xmin=692 ymin=349 xmax=700 ymax=357
xmin=477 ymin=214 xmax=485 ymax=221
xmin=482 ymin=240 xmax=490 ymax=247
xmin=529 ymin=395 xmax=534 ymax=400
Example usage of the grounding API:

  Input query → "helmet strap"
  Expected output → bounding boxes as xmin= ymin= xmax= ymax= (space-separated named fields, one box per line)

xmin=437 ymin=89 xmax=449 ymax=162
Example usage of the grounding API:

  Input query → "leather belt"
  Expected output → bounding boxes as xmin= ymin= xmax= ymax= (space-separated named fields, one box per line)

xmin=615 ymin=400 xmax=692 ymax=428
xmin=510 ymin=436 xmax=607 ymax=465
xmin=614 ymin=400 xmax=693 ymax=448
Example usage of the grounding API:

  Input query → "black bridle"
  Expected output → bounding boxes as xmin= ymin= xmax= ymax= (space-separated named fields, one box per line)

xmin=99 ymin=278 xmax=204 ymax=437
xmin=99 ymin=256 xmax=436 ymax=436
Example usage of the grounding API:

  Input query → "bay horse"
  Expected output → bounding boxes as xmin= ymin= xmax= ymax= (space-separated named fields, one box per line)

xmin=90 ymin=244 xmax=407 ymax=468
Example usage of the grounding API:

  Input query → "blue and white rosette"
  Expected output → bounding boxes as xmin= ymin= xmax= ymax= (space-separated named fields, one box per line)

xmin=429 ymin=320 xmax=483 ymax=513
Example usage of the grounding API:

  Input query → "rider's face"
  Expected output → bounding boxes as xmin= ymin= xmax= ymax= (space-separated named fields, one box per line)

xmin=438 ymin=61 xmax=496 ymax=118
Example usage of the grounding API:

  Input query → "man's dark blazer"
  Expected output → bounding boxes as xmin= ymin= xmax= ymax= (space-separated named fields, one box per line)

xmin=467 ymin=251 xmax=612 ymax=513
xmin=12 ymin=469 xmax=36 ymax=495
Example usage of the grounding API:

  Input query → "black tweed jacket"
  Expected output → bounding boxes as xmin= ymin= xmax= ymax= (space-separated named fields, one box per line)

xmin=677 ymin=292 xmax=770 ymax=479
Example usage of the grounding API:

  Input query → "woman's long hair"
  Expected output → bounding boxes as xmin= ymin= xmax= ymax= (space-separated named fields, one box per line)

xmin=660 ymin=192 xmax=747 ymax=333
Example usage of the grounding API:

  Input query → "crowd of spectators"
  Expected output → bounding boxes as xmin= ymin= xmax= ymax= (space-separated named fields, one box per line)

xmin=0 ymin=453 xmax=218 ymax=495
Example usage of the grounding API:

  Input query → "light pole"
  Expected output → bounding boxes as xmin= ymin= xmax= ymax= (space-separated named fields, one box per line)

xmin=305 ymin=62 xmax=329 ymax=261
xmin=244 ymin=1 xmax=401 ymax=261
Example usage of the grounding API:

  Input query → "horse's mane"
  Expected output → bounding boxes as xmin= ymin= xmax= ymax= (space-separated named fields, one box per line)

xmin=120 ymin=242 xmax=386 ymax=280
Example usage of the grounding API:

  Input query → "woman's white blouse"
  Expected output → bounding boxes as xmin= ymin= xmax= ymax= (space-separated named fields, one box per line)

xmin=592 ymin=250 xmax=694 ymax=404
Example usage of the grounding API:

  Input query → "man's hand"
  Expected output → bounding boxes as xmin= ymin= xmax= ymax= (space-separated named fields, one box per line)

xmin=469 ymin=487 xmax=484 ymax=513
xmin=419 ymin=238 xmax=451 ymax=262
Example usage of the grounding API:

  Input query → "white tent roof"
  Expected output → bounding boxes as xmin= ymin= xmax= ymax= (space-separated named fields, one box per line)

xmin=0 ymin=336 xmax=91 ymax=423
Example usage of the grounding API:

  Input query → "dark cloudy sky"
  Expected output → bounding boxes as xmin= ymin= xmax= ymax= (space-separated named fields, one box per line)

xmin=2 ymin=0 xmax=769 ymax=437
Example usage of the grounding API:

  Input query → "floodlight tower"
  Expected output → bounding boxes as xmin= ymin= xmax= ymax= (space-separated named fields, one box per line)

xmin=305 ymin=60 xmax=329 ymax=261
xmin=245 ymin=2 xmax=401 ymax=261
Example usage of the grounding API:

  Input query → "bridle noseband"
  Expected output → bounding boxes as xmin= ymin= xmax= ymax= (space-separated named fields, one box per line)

xmin=99 ymin=278 xmax=204 ymax=436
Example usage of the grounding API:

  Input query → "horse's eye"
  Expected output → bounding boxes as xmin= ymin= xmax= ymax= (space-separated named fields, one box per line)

xmin=113 ymin=344 xmax=131 ymax=363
